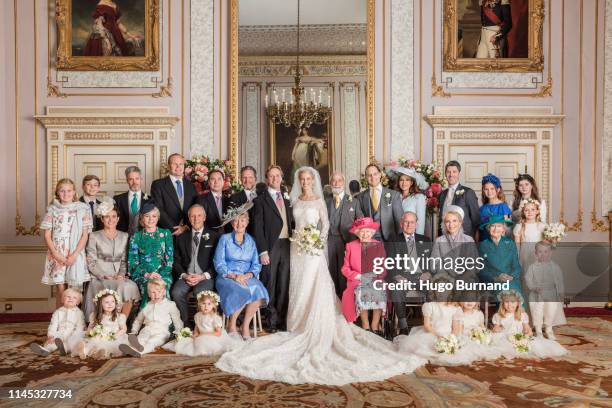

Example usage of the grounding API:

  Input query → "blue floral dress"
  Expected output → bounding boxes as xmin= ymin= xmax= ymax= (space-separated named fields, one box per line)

xmin=128 ymin=228 xmax=174 ymax=308
xmin=213 ymin=232 xmax=269 ymax=316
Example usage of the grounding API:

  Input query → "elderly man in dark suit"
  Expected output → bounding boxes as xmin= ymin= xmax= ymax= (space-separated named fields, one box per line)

xmin=150 ymin=153 xmax=197 ymax=236
xmin=114 ymin=166 xmax=150 ymax=235
xmin=325 ymin=171 xmax=363 ymax=297
xmin=171 ymin=204 xmax=219 ymax=325
xmin=386 ymin=211 xmax=432 ymax=335
xmin=438 ymin=160 xmax=481 ymax=239
xmin=356 ymin=163 xmax=403 ymax=242
xmin=251 ymin=165 xmax=293 ymax=332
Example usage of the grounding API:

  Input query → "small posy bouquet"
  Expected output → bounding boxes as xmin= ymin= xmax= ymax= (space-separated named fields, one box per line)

xmin=434 ymin=334 xmax=461 ymax=355
xmin=175 ymin=327 xmax=193 ymax=340
xmin=508 ymin=333 xmax=531 ymax=353
xmin=543 ymin=223 xmax=566 ymax=245
xmin=88 ymin=324 xmax=116 ymax=341
xmin=469 ymin=327 xmax=492 ymax=345
xmin=290 ymin=224 xmax=324 ymax=256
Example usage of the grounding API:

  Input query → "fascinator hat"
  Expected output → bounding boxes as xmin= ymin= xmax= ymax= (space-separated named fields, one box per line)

xmin=481 ymin=173 xmax=501 ymax=189
xmin=391 ymin=167 xmax=429 ymax=190
xmin=218 ymin=202 xmax=253 ymax=228
xmin=443 ymin=204 xmax=465 ymax=221
xmin=139 ymin=200 xmax=158 ymax=215
xmin=94 ymin=196 xmax=116 ymax=217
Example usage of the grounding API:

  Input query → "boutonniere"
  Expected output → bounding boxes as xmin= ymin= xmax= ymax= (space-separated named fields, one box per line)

xmin=143 ymin=193 xmax=150 ymax=200
xmin=455 ymin=189 xmax=465 ymax=196
xmin=347 ymin=195 xmax=353 ymax=202
xmin=384 ymin=192 xmax=392 ymax=206
xmin=202 ymin=233 xmax=210 ymax=241
xmin=283 ymin=192 xmax=290 ymax=200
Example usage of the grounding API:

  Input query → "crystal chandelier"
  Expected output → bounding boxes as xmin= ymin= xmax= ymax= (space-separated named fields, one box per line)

xmin=265 ymin=0 xmax=332 ymax=131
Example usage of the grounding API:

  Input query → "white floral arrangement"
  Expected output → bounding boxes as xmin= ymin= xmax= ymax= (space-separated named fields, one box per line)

xmin=289 ymin=224 xmax=324 ymax=256
xmin=88 ymin=324 xmax=116 ymax=341
xmin=434 ymin=334 xmax=461 ymax=355
xmin=94 ymin=196 xmax=116 ymax=217
xmin=508 ymin=333 xmax=531 ymax=353
xmin=543 ymin=223 xmax=566 ymax=243
xmin=93 ymin=289 xmax=121 ymax=305
xmin=175 ymin=327 xmax=193 ymax=340
xmin=469 ymin=327 xmax=492 ymax=345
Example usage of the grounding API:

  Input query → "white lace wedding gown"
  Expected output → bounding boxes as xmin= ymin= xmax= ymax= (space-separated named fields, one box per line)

xmin=215 ymin=198 xmax=426 ymax=385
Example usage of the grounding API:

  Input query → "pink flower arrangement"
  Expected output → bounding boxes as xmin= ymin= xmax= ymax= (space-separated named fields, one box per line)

xmin=183 ymin=156 xmax=241 ymax=195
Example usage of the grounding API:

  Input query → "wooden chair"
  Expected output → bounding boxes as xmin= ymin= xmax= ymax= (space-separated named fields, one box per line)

xmin=223 ymin=308 xmax=263 ymax=338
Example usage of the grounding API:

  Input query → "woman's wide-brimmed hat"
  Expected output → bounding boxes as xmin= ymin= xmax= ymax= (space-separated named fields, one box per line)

xmin=443 ymin=204 xmax=464 ymax=221
xmin=480 ymin=214 xmax=513 ymax=230
xmin=349 ymin=217 xmax=380 ymax=235
xmin=391 ymin=167 xmax=429 ymax=190
xmin=139 ymin=200 xmax=158 ymax=215
xmin=217 ymin=201 xmax=253 ymax=228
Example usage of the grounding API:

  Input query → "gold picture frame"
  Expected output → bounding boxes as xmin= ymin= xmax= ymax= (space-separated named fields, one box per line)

xmin=443 ymin=0 xmax=544 ymax=72
xmin=269 ymin=119 xmax=334 ymax=187
xmin=55 ymin=0 xmax=160 ymax=71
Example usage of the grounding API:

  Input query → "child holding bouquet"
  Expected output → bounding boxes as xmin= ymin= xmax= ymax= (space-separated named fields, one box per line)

xmin=394 ymin=275 xmax=461 ymax=361
xmin=492 ymin=290 xmax=566 ymax=359
xmin=73 ymin=289 xmax=127 ymax=359
xmin=167 ymin=291 xmax=242 ymax=356
xmin=448 ymin=299 xmax=501 ymax=364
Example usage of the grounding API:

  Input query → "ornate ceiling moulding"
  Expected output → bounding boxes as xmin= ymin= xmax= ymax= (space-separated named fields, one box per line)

xmin=239 ymin=55 xmax=367 ymax=77
xmin=425 ymin=106 xmax=564 ymax=127
xmin=35 ymin=107 xmax=179 ymax=128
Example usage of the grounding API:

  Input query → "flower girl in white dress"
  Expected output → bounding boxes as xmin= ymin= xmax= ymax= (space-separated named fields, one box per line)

xmin=169 ymin=291 xmax=241 ymax=356
xmin=448 ymin=300 xmax=501 ymax=365
xmin=394 ymin=276 xmax=461 ymax=360
xmin=30 ymin=288 xmax=85 ymax=356
xmin=492 ymin=290 xmax=567 ymax=360
xmin=73 ymin=289 xmax=127 ymax=359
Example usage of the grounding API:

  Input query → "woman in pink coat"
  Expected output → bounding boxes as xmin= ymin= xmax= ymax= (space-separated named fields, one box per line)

xmin=341 ymin=217 xmax=388 ymax=336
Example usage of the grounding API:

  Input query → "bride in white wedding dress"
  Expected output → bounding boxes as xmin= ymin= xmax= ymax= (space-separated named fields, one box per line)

xmin=215 ymin=166 xmax=426 ymax=385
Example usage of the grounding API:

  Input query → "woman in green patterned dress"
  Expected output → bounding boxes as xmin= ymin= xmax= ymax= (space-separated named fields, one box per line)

xmin=128 ymin=202 xmax=174 ymax=308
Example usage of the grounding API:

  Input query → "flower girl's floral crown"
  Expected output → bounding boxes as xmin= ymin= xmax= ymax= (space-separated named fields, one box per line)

xmin=197 ymin=290 xmax=221 ymax=305
xmin=497 ymin=289 xmax=524 ymax=306
xmin=93 ymin=288 xmax=121 ymax=305
xmin=518 ymin=198 xmax=540 ymax=212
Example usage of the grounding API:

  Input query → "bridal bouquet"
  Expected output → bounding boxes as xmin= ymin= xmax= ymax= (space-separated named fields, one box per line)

xmin=290 ymin=224 xmax=324 ymax=255
xmin=88 ymin=325 xmax=116 ymax=341
xmin=469 ymin=327 xmax=492 ymax=345
xmin=434 ymin=334 xmax=461 ymax=355
xmin=508 ymin=333 xmax=531 ymax=353
xmin=543 ymin=223 xmax=566 ymax=245
xmin=175 ymin=327 xmax=193 ymax=340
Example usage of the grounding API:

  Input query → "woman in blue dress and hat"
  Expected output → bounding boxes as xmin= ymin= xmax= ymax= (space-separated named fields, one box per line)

xmin=392 ymin=167 xmax=429 ymax=235
xmin=479 ymin=215 xmax=523 ymax=303
xmin=479 ymin=173 xmax=512 ymax=241
xmin=128 ymin=201 xmax=174 ymax=308
xmin=213 ymin=202 xmax=269 ymax=338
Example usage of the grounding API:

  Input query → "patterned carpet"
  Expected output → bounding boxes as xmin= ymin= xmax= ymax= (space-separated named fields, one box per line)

xmin=0 ymin=317 xmax=610 ymax=408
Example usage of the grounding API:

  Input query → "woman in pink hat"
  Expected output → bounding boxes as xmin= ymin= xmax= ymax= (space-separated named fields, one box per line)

xmin=341 ymin=217 xmax=388 ymax=336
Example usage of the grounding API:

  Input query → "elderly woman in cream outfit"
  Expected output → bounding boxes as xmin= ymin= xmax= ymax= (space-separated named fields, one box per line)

xmin=85 ymin=200 xmax=140 ymax=319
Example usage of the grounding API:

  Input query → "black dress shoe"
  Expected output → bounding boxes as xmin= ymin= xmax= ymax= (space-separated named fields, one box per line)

xmin=399 ymin=327 xmax=410 ymax=336
xmin=374 ymin=329 xmax=384 ymax=337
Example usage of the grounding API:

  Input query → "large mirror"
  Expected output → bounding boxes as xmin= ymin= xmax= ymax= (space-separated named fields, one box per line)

xmin=230 ymin=0 xmax=374 ymax=186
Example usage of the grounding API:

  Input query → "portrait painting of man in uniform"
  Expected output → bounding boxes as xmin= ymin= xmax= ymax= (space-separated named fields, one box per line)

xmin=443 ymin=0 xmax=544 ymax=72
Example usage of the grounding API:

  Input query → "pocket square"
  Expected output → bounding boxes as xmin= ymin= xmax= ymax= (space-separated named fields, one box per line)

xmin=204 ymin=245 xmax=214 ymax=248
xmin=349 ymin=208 xmax=354 ymax=212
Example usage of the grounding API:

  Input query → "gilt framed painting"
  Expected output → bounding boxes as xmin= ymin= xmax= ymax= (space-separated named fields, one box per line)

xmin=55 ymin=0 xmax=160 ymax=71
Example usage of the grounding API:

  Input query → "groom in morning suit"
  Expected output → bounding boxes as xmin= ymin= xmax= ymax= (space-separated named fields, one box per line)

xmin=325 ymin=171 xmax=362 ymax=297
xmin=437 ymin=160 xmax=480 ymax=238
xmin=150 ymin=153 xmax=197 ymax=236
xmin=252 ymin=165 xmax=294 ymax=332
xmin=356 ymin=163 xmax=403 ymax=241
